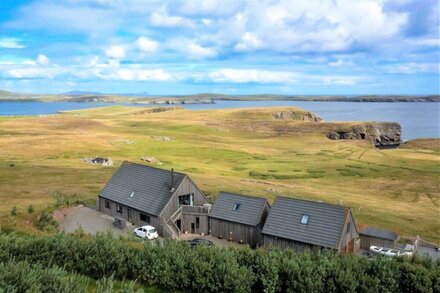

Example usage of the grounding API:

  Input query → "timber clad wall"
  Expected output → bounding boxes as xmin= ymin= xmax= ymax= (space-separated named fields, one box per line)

xmin=98 ymin=197 xmax=159 ymax=229
xmin=209 ymin=218 xmax=261 ymax=247
xmin=262 ymin=235 xmax=316 ymax=251
xmin=159 ymin=177 xmax=208 ymax=220
xmin=360 ymin=236 xmax=396 ymax=250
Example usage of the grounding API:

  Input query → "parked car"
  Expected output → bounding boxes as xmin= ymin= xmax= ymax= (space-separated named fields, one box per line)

xmin=134 ymin=225 xmax=158 ymax=240
xmin=186 ymin=238 xmax=214 ymax=247
xmin=370 ymin=245 xmax=413 ymax=257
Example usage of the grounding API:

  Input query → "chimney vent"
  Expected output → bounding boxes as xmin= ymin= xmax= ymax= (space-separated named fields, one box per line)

xmin=170 ymin=168 xmax=174 ymax=192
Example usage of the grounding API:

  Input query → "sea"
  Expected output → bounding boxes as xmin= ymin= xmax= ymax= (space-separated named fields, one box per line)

xmin=0 ymin=101 xmax=439 ymax=140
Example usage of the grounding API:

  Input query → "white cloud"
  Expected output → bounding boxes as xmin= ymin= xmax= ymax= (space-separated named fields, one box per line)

xmin=383 ymin=62 xmax=439 ymax=74
xmin=208 ymin=69 xmax=297 ymax=83
xmin=234 ymin=32 xmax=262 ymax=52
xmin=105 ymin=45 xmax=125 ymax=59
xmin=169 ymin=39 xmax=217 ymax=59
xmin=116 ymin=69 xmax=172 ymax=81
xmin=0 ymin=37 xmax=25 ymax=48
xmin=186 ymin=43 xmax=217 ymax=59
xmin=150 ymin=11 xmax=193 ymax=27
xmin=136 ymin=36 xmax=159 ymax=53
xmin=36 ymin=54 xmax=50 ymax=66
xmin=328 ymin=59 xmax=354 ymax=68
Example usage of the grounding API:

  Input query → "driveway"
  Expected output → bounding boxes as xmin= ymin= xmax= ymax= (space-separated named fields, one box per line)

xmin=179 ymin=233 xmax=246 ymax=249
xmin=58 ymin=206 xmax=133 ymax=236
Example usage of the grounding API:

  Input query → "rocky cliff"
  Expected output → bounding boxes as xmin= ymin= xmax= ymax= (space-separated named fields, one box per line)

xmin=272 ymin=110 xmax=322 ymax=122
xmin=327 ymin=122 xmax=402 ymax=147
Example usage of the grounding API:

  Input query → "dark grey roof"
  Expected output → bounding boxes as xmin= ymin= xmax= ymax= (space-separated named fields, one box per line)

xmin=209 ymin=192 xmax=268 ymax=226
xmin=100 ymin=162 xmax=186 ymax=216
xmin=262 ymin=197 xmax=349 ymax=249
xmin=359 ymin=227 xmax=398 ymax=241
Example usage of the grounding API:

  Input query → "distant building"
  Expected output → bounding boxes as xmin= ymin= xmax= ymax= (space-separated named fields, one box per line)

xmin=98 ymin=162 xmax=210 ymax=238
xmin=359 ymin=226 xmax=399 ymax=249
xmin=262 ymin=197 xmax=360 ymax=253
xmin=209 ymin=192 xmax=270 ymax=247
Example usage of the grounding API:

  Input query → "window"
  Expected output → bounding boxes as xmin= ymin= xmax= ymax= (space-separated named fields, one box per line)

xmin=346 ymin=224 xmax=350 ymax=233
xmin=196 ymin=217 xmax=200 ymax=229
xmin=105 ymin=200 xmax=110 ymax=209
xmin=129 ymin=191 xmax=135 ymax=198
xmin=117 ymin=205 xmax=122 ymax=214
xmin=140 ymin=213 xmax=150 ymax=223
xmin=232 ymin=203 xmax=241 ymax=211
xmin=300 ymin=214 xmax=310 ymax=224
xmin=178 ymin=193 xmax=194 ymax=206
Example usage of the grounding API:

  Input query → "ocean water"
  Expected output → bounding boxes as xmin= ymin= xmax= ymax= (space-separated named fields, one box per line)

xmin=1 ymin=101 xmax=439 ymax=140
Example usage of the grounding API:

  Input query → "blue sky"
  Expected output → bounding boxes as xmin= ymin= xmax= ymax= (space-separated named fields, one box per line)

xmin=0 ymin=0 xmax=439 ymax=95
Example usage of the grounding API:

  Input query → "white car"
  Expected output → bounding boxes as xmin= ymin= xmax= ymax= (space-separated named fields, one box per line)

xmin=134 ymin=225 xmax=158 ymax=240
xmin=369 ymin=245 xmax=413 ymax=257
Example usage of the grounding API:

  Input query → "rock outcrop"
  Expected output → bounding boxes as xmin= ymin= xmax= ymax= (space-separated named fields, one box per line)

xmin=327 ymin=122 xmax=402 ymax=147
xmin=272 ymin=111 xmax=322 ymax=122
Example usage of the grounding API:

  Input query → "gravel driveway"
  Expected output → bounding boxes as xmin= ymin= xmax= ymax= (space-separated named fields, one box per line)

xmin=58 ymin=206 xmax=133 ymax=236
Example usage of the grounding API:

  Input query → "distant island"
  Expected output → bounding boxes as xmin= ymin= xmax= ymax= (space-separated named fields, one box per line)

xmin=0 ymin=89 xmax=439 ymax=103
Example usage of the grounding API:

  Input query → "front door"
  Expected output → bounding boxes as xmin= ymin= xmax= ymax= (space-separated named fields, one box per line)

xmin=127 ymin=208 xmax=131 ymax=222
xmin=191 ymin=223 xmax=195 ymax=234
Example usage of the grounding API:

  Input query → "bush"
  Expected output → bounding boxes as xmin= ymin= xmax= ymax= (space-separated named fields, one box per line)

xmin=10 ymin=206 xmax=17 ymax=216
xmin=27 ymin=205 xmax=34 ymax=214
xmin=0 ymin=233 xmax=438 ymax=292
xmin=35 ymin=210 xmax=59 ymax=232
xmin=0 ymin=260 xmax=89 ymax=292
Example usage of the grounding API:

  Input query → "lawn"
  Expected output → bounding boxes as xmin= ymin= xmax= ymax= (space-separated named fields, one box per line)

xmin=0 ymin=106 xmax=438 ymax=242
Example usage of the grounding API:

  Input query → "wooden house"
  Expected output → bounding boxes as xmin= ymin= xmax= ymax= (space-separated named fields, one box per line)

xmin=359 ymin=227 xmax=399 ymax=249
xmin=209 ymin=192 xmax=270 ymax=247
xmin=262 ymin=197 xmax=360 ymax=253
xmin=98 ymin=162 xmax=210 ymax=238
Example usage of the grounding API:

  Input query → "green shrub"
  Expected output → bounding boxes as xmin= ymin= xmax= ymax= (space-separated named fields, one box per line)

xmin=0 ymin=233 xmax=438 ymax=293
xmin=27 ymin=205 xmax=34 ymax=214
xmin=35 ymin=210 xmax=59 ymax=232
xmin=10 ymin=206 xmax=17 ymax=216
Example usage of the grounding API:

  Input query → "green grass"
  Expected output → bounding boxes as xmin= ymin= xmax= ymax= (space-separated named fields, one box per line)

xmin=0 ymin=106 xmax=439 ymax=242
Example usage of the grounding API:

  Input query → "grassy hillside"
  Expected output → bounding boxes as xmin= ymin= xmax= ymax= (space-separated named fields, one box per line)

xmin=0 ymin=106 xmax=438 ymax=242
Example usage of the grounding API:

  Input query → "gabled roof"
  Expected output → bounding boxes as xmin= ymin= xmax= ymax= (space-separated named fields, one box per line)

xmin=100 ymin=161 xmax=186 ymax=216
xmin=262 ymin=197 xmax=349 ymax=249
xmin=209 ymin=192 xmax=269 ymax=226
xmin=359 ymin=227 xmax=398 ymax=241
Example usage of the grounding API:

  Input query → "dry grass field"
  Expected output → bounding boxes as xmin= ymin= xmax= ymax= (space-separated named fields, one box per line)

xmin=0 ymin=106 xmax=439 ymax=242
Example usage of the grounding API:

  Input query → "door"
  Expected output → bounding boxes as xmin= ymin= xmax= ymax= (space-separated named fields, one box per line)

xmin=191 ymin=223 xmax=195 ymax=234
xmin=176 ymin=219 xmax=182 ymax=231
xmin=127 ymin=208 xmax=131 ymax=222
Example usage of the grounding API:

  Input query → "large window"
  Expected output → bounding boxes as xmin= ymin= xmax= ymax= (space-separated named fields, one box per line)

xmin=105 ymin=200 xmax=110 ymax=209
xmin=117 ymin=205 xmax=123 ymax=214
xmin=140 ymin=213 xmax=150 ymax=223
xmin=178 ymin=193 xmax=194 ymax=206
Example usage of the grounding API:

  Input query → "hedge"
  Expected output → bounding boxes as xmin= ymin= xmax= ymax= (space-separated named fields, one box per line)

xmin=0 ymin=233 xmax=438 ymax=293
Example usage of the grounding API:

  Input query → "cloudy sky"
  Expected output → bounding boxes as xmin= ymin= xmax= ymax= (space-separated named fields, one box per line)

xmin=0 ymin=0 xmax=438 ymax=95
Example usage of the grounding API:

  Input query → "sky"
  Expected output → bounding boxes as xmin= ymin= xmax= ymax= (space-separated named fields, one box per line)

xmin=0 ymin=0 xmax=439 ymax=95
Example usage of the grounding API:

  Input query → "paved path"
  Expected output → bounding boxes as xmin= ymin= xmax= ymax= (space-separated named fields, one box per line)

xmin=58 ymin=206 xmax=132 ymax=236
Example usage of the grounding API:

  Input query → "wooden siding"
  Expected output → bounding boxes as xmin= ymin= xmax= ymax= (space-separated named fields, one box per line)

xmin=262 ymin=234 xmax=317 ymax=251
xmin=338 ymin=211 xmax=360 ymax=253
xmin=209 ymin=218 xmax=261 ymax=247
xmin=360 ymin=235 xmax=397 ymax=250
xmin=159 ymin=177 xmax=208 ymax=220
xmin=98 ymin=196 xmax=159 ymax=232
xmin=179 ymin=214 xmax=209 ymax=235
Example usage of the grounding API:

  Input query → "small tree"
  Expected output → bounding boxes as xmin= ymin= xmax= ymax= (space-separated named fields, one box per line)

xmin=10 ymin=206 xmax=17 ymax=216
xmin=27 ymin=205 xmax=34 ymax=214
